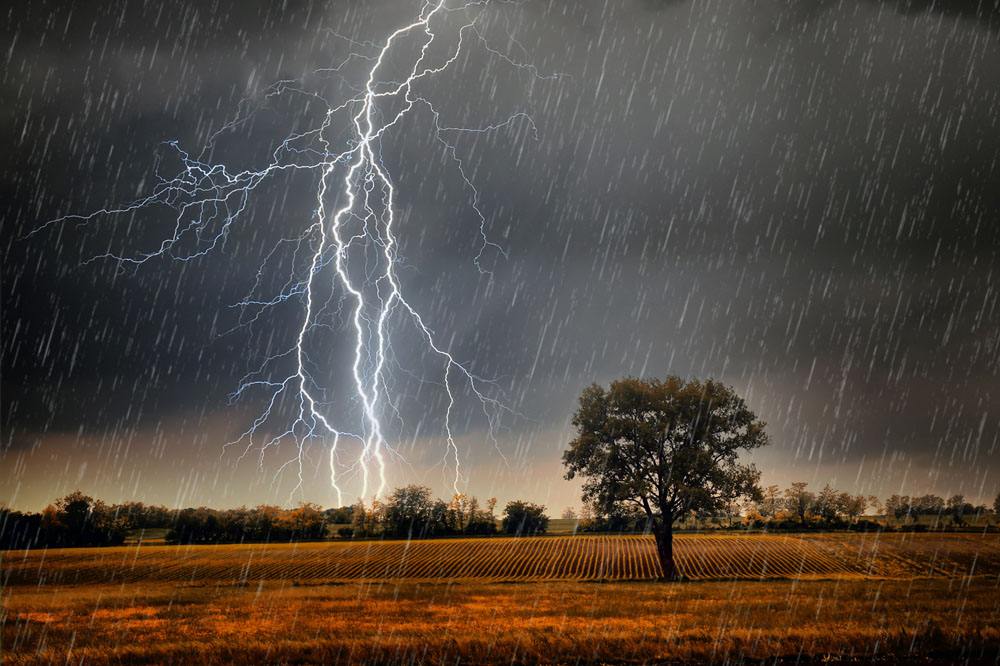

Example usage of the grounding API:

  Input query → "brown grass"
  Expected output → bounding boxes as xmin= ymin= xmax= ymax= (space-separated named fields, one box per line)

xmin=3 ymin=533 xmax=1000 ymax=664
xmin=4 ymin=578 xmax=1000 ymax=664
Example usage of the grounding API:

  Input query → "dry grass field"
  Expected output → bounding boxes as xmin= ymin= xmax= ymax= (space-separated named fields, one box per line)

xmin=4 ymin=533 xmax=1000 ymax=664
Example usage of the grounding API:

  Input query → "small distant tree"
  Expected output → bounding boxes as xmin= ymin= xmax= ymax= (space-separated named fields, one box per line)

xmin=561 ymin=507 xmax=578 ymax=521
xmin=814 ymin=485 xmax=841 ymax=523
xmin=563 ymin=377 xmax=767 ymax=579
xmin=947 ymin=494 xmax=962 ymax=525
xmin=350 ymin=499 xmax=376 ymax=537
xmin=447 ymin=493 xmax=473 ymax=532
xmin=719 ymin=499 xmax=741 ymax=528
xmin=486 ymin=497 xmax=497 ymax=519
xmin=760 ymin=485 xmax=782 ymax=518
xmin=56 ymin=492 xmax=96 ymax=541
xmin=249 ymin=505 xmax=283 ymax=540
xmin=947 ymin=494 xmax=972 ymax=526
xmin=324 ymin=505 xmax=354 ymax=525
xmin=428 ymin=499 xmax=450 ymax=535
xmin=50 ymin=491 xmax=127 ymax=547
xmin=464 ymin=499 xmax=497 ymax=536
xmin=741 ymin=498 xmax=764 ymax=527
xmin=469 ymin=497 xmax=499 ymax=535
xmin=385 ymin=485 xmax=434 ymax=537
xmin=0 ymin=509 xmax=45 ymax=550
xmin=502 ymin=501 xmax=549 ymax=536
xmin=784 ymin=483 xmax=815 ymax=524
xmin=884 ymin=495 xmax=911 ymax=523
xmin=589 ymin=502 xmax=647 ymax=532
xmin=867 ymin=495 xmax=882 ymax=518
xmin=278 ymin=502 xmax=327 ymax=540
xmin=994 ymin=492 xmax=1000 ymax=522
xmin=839 ymin=494 xmax=867 ymax=524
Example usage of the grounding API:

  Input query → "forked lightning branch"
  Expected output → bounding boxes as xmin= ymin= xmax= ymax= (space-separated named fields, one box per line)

xmin=39 ymin=0 xmax=549 ymax=503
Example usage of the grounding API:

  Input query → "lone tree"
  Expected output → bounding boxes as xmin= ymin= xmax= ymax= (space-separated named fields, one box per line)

xmin=563 ymin=376 xmax=768 ymax=579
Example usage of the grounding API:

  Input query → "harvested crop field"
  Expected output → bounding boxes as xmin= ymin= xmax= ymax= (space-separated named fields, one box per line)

xmin=5 ymin=578 xmax=1000 ymax=665
xmin=4 ymin=532 xmax=999 ymax=587
xmin=4 ymin=534 xmax=1000 ymax=664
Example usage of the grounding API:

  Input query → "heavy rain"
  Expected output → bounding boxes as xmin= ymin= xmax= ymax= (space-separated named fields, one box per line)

xmin=3 ymin=1 xmax=1000 ymax=663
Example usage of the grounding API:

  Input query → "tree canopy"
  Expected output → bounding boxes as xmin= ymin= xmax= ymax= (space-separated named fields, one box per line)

xmin=563 ymin=376 xmax=768 ymax=578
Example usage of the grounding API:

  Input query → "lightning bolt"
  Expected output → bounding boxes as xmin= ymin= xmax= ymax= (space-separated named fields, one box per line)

xmin=35 ymin=0 xmax=553 ymax=504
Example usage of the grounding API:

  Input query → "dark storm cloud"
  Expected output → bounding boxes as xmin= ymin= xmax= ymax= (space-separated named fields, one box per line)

xmin=3 ymin=0 xmax=999 ymax=508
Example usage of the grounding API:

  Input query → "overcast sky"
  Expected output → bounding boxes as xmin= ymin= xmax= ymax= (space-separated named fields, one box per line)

xmin=3 ymin=0 xmax=1000 ymax=511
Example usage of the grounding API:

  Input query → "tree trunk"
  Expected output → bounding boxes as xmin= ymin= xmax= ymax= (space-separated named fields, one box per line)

xmin=653 ymin=521 xmax=677 ymax=580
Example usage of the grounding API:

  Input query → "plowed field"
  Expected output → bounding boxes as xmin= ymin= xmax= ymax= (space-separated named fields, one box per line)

xmin=5 ymin=532 xmax=998 ymax=586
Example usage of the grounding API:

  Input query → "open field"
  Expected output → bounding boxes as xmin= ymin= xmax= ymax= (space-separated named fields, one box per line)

xmin=4 ymin=532 xmax=1000 ymax=586
xmin=4 ymin=578 xmax=999 ymax=664
xmin=4 ymin=533 xmax=1000 ymax=664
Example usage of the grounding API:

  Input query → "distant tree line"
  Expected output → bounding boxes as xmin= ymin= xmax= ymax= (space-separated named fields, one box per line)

xmin=883 ymin=493 xmax=989 ymax=527
xmin=576 ymin=484 xmax=1000 ymax=533
xmin=0 ymin=491 xmax=130 ymax=550
xmin=167 ymin=503 xmax=329 ymax=544
xmin=344 ymin=485 xmax=548 ymax=539
xmin=4 ymin=486 xmax=997 ymax=550
xmin=0 ymin=491 xmax=333 ymax=549
xmin=0 ymin=487 xmax=551 ymax=549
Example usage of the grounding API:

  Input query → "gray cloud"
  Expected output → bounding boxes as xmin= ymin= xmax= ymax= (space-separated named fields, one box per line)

xmin=4 ymin=0 xmax=1000 ymax=509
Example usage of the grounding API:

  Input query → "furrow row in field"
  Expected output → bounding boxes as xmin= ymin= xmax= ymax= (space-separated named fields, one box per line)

xmin=7 ymin=534 xmax=996 ymax=586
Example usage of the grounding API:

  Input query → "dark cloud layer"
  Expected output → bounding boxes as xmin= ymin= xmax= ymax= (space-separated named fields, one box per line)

xmin=3 ymin=0 xmax=999 ymax=509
